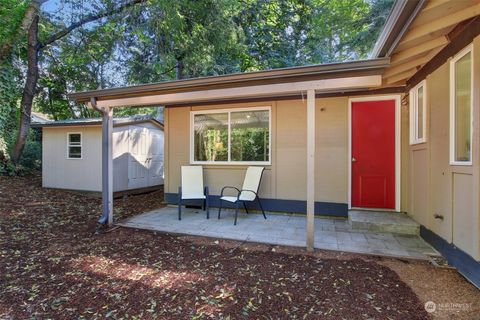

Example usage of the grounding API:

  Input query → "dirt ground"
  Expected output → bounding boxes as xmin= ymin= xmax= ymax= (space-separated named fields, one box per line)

xmin=0 ymin=174 xmax=478 ymax=319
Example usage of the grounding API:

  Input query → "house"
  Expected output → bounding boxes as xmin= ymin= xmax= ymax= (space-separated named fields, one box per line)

xmin=68 ymin=0 xmax=480 ymax=287
xmin=32 ymin=115 xmax=164 ymax=193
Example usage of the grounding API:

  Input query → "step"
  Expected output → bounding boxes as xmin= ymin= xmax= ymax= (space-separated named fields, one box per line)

xmin=348 ymin=210 xmax=420 ymax=235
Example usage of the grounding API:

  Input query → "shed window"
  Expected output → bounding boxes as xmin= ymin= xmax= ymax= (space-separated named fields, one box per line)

xmin=67 ymin=133 xmax=82 ymax=159
xmin=191 ymin=107 xmax=271 ymax=164
xmin=450 ymin=45 xmax=473 ymax=165
xmin=409 ymin=80 xmax=427 ymax=145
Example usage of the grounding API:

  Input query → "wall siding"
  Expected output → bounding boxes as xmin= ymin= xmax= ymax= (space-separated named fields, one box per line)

xmin=410 ymin=35 xmax=480 ymax=261
xmin=42 ymin=123 xmax=163 ymax=193
xmin=43 ymin=127 xmax=103 ymax=192
xmin=165 ymin=94 xmax=407 ymax=216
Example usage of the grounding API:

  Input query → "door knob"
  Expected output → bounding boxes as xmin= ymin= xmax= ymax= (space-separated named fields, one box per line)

xmin=352 ymin=157 xmax=357 ymax=162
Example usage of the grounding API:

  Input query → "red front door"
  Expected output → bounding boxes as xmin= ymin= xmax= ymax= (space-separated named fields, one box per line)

xmin=351 ymin=100 xmax=396 ymax=209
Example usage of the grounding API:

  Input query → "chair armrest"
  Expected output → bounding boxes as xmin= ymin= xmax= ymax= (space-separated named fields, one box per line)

xmin=239 ymin=189 xmax=258 ymax=199
xmin=220 ymin=186 xmax=241 ymax=198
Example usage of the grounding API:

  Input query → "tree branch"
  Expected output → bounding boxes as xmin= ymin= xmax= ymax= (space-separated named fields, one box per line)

xmin=38 ymin=0 xmax=144 ymax=50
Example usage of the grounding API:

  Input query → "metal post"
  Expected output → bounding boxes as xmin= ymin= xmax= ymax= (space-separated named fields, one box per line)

xmin=99 ymin=106 xmax=113 ymax=226
xmin=306 ymin=89 xmax=316 ymax=251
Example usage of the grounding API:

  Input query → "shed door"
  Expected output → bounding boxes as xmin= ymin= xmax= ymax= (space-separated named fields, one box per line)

xmin=128 ymin=128 xmax=149 ymax=189
xmin=351 ymin=100 xmax=396 ymax=209
xmin=147 ymin=129 xmax=164 ymax=186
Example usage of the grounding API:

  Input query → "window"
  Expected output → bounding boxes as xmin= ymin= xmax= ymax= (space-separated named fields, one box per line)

xmin=191 ymin=107 xmax=271 ymax=164
xmin=409 ymin=80 xmax=427 ymax=145
xmin=67 ymin=133 xmax=82 ymax=159
xmin=450 ymin=45 xmax=473 ymax=165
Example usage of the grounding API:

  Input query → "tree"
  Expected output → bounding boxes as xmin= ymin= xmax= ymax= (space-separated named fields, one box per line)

xmin=236 ymin=0 xmax=312 ymax=71
xmin=5 ymin=0 xmax=394 ymax=165
xmin=118 ymin=0 xmax=245 ymax=82
xmin=10 ymin=0 xmax=145 ymax=163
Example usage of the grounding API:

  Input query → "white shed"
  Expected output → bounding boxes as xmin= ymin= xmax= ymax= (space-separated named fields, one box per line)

xmin=34 ymin=115 xmax=164 ymax=192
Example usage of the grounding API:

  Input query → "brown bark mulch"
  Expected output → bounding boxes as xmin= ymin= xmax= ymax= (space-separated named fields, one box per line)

xmin=0 ymin=174 xmax=478 ymax=319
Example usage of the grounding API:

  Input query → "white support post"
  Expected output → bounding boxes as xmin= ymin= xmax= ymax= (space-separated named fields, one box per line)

xmin=101 ymin=107 xmax=114 ymax=226
xmin=306 ymin=89 xmax=316 ymax=251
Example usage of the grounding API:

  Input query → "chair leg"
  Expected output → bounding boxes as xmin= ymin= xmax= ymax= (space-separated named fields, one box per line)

xmin=178 ymin=198 xmax=182 ymax=221
xmin=243 ymin=201 xmax=249 ymax=214
xmin=257 ymin=197 xmax=266 ymax=219
xmin=234 ymin=201 xmax=239 ymax=225
xmin=206 ymin=198 xmax=210 ymax=220
xmin=205 ymin=187 xmax=209 ymax=219
xmin=178 ymin=187 xmax=182 ymax=221
xmin=218 ymin=199 xmax=223 ymax=219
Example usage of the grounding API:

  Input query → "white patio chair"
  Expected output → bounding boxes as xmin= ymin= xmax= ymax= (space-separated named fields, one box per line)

xmin=217 ymin=166 xmax=266 ymax=225
xmin=178 ymin=166 xmax=209 ymax=220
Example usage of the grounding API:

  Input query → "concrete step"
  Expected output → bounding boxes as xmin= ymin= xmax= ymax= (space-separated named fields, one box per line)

xmin=348 ymin=210 xmax=420 ymax=235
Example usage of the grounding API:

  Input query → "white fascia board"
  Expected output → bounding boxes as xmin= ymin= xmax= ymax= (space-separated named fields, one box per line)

xmin=93 ymin=75 xmax=382 ymax=108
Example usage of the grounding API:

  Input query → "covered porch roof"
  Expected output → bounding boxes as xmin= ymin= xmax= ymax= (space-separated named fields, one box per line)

xmin=68 ymin=58 xmax=393 ymax=251
xmin=69 ymin=58 xmax=389 ymax=107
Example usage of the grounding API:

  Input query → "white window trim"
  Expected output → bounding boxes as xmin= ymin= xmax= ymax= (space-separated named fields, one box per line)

xmin=67 ymin=132 xmax=83 ymax=160
xmin=409 ymin=80 xmax=427 ymax=145
xmin=449 ymin=44 xmax=473 ymax=166
xmin=190 ymin=106 xmax=272 ymax=165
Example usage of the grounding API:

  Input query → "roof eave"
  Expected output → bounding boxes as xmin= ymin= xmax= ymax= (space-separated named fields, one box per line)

xmin=370 ymin=0 xmax=426 ymax=58
xmin=68 ymin=58 xmax=390 ymax=103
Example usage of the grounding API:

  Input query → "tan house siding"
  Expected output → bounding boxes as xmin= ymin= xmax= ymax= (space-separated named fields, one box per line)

xmin=408 ymin=36 xmax=480 ymax=261
xmin=165 ymin=94 xmax=407 ymax=213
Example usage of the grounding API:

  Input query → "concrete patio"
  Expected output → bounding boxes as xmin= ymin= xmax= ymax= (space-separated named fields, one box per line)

xmin=117 ymin=206 xmax=439 ymax=260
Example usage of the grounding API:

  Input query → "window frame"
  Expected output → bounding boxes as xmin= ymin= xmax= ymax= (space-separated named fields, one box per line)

xmin=190 ymin=106 xmax=272 ymax=165
xmin=67 ymin=132 xmax=83 ymax=160
xmin=409 ymin=80 xmax=427 ymax=145
xmin=449 ymin=44 xmax=473 ymax=166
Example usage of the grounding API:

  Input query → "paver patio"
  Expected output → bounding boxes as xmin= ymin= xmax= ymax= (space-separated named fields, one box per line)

xmin=118 ymin=206 xmax=439 ymax=260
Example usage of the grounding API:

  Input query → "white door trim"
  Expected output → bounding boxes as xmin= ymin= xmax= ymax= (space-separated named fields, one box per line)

xmin=348 ymin=95 xmax=401 ymax=212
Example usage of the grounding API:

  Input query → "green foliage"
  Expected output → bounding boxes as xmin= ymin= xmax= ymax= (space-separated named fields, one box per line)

xmin=17 ymin=131 xmax=42 ymax=171
xmin=237 ymin=0 xmax=312 ymax=70
xmin=0 ymin=63 xmax=20 ymax=160
xmin=4 ymin=0 xmax=394 ymax=168
xmin=119 ymin=0 xmax=245 ymax=82
xmin=0 ymin=0 xmax=28 ymax=56
xmin=231 ymin=128 xmax=269 ymax=161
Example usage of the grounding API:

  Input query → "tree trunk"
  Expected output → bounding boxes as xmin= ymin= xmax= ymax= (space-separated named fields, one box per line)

xmin=176 ymin=58 xmax=184 ymax=80
xmin=11 ymin=14 xmax=40 ymax=163
xmin=11 ymin=0 xmax=144 ymax=163
xmin=46 ymin=87 xmax=58 ymax=121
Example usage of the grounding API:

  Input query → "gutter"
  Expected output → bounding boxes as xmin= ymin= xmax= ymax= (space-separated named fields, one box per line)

xmin=68 ymin=58 xmax=390 ymax=103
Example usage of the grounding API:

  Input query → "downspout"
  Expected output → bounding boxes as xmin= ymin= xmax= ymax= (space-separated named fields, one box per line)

xmin=90 ymin=97 xmax=114 ymax=228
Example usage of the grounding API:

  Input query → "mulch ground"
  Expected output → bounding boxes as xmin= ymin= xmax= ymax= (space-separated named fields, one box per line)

xmin=0 ymin=174 xmax=478 ymax=319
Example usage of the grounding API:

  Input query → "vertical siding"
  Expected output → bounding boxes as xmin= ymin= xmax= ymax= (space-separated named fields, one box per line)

xmin=315 ymin=97 xmax=349 ymax=203
xmin=43 ymin=123 xmax=164 ymax=193
xmin=43 ymin=127 xmax=102 ymax=191
xmin=113 ymin=126 xmax=130 ymax=192
xmin=165 ymin=94 xmax=407 ymax=212
xmin=409 ymin=35 xmax=480 ymax=260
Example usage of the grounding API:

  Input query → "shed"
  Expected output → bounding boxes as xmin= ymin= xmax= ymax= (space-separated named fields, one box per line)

xmin=33 ymin=115 xmax=164 ymax=192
